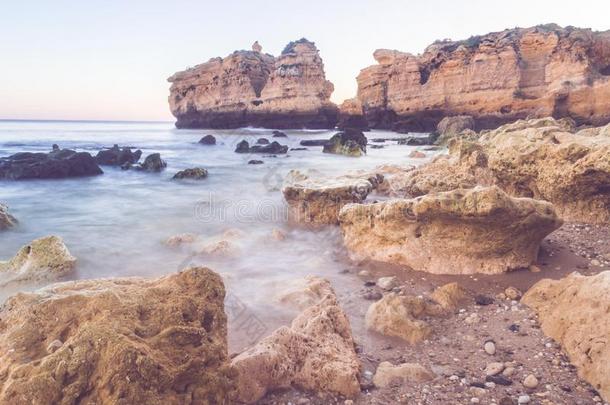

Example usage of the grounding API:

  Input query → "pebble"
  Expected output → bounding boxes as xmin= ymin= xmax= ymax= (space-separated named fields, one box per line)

xmin=484 ymin=341 xmax=496 ymax=355
xmin=469 ymin=387 xmax=486 ymax=396
xmin=344 ymin=401 xmax=354 ymax=405
xmin=377 ymin=276 xmax=398 ymax=290
xmin=504 ymin=286 xmax=523 ymax=301
xmin=475 ymin=294 xmax=494 ymax=306
xmin=502 ymin=366 xmax=516 ymax=377
xmin=523 ymin=374 xmax=539 ymax=389
xmin=486 ymin=375 xmax=513 ymax=386
xmin=591 ymin=259 xmax=601 ymax=266
xmin=518 ymin=394 xmax=531 ymax=404
xmin=363 ymin=291 xmax=382 ymax=301
xmin=465 ymin=313 xmax=481 ymax=324
xmin=484 ymin=362 xmax=505 ymax=376
xmin=357 ymin=270 xmax=371 ymax=277
xmin=471 ymin=398 xmax=480 ymax=404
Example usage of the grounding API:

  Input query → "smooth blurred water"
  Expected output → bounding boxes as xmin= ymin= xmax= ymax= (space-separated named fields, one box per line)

xmin=0 ymin=120 xmax=439 ymax=350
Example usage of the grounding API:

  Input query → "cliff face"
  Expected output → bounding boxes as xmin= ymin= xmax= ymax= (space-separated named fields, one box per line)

xmin=354 ymin=25 xmax=610 ymax=131
xmin=168 ymin=39 xmax=338 ymax=129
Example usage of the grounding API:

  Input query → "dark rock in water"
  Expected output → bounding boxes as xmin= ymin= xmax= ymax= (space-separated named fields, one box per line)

xmin=370 ymin=145 xmax=384 ymax=149
xmin=248 ymin=160 xmax=264 ymax=165
xmin=235 ymin=140 xmax=251 ymax=153
xmin=323 ymin=128 xmax=367 ymax=156
xmin=0 ymin=147 xmax=103 ymax=180
xmin=52 ymin=144 xmax=60 ymax=151
xmin=371 ymin=139 xmax=386 ymax=143
xmin=272 ymin=131 xmax=287 ymax=138
xmin=290 ymin=147 xmax=308 ymax=151
xmin=96 ymin=145 xmax=142 ymax=166
xmin=134 ymin=153 xmax=166 ymax=172
xmin=250 ymin=141 xmax=288 ymax=154
xmin=300 ymin=139 xmax=329 ymax=147
xmin=256 ymin=138 xmax=270 ymax=145
xmin=199 ymin=135 xmax=216 ymax=145
xmin=173 ymin=167 xmax=208 ymax=180
xmin=397 ymin=133 xmax=439 ymax=146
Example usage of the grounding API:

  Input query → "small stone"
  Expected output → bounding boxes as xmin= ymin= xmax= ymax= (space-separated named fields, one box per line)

xmin=465 ymin=313 xmax=481 ymax=324
xmin=591 ymin=259 xmax=601 ymax=266
xmin=502 ymin=367 xmax=516 ymax=377
xmin=484 ymin=362 xmax=504 ymax=376
xmin=499 ymin=397 xmax=516 ymax=405
xmin=529 ymin=265 xmax=541 ymax=273
xmin=523 ymin=374 xmax=539 ymax=389
xmin=471 ymin=398 xmax=480 ymax=404
xmin=484 ymin=341 xmax=496 ymax=355
xmin=363 ymin=291 xmax=382 ymax=301
xmin=344 ymin=401 xmax=354 ymax=405
xmin=358 ymin=270 xmax=371 ymax=277
xmin=377 ymin=276 xmax=398 ymax=291
xmin=486 ymin=375 xmax=512 ymax=386
xmin=475 ymin=295 xmax=494 ymax=306
xmin=469 ymin=387 xmax=486 ymax=397
xmin=504 ymin=286 xmax=522 ymax=300
xmin=518 ymin=394 xmax=530 ymax=404
xmin=484 ymin=382 xmax=496 ymax=389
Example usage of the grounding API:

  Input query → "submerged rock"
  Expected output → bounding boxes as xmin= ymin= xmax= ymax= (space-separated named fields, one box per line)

xmin=95 ymin=144 xmax=142 ymax=166
xmin=199 ymin=134 xmax=217 ymax=145
xmin=235 ymin=140 xmax=288 ymax=154
xmin=272 ymin=130 xmax=287 ymax=138
xmin=172 ymin=167 xmax=208 ymax=180
xmin=523 ymin=271 xmax=610 ymax=401
xmin=322 ymin=129 xmax=368 ymax=156
xmin=0 ymin=203 xmax=17 ymax=230
xmin=275 ymin=276 xmax=334 ymax=310
xmin=231 ymin=283 xmax=360 ymax=403
xmin=0 ymin=147 xmax=103 ymax=180
xmin=339 ymin=186 xmax=562 ymax=274
xmin=0 ymin=236 xmax=76 ymax=287
xmin=282 ymin=170 xmax=382 ymax=225
xmin=0 ymin=267 xmax=234 ymax=404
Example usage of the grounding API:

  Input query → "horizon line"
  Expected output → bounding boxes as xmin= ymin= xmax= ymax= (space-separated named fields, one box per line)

xmin=0 ymin=118 xmax=175 ymax=124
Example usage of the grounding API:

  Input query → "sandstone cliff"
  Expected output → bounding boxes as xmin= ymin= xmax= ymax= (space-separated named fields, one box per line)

xmin=168 ymin=39 xmax=338 ymax=129
xmin=353 ymin=25 xmax=610 ymax=131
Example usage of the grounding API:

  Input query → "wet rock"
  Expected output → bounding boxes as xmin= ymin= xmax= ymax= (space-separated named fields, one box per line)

xmin=272 ymin=130 xmax=287 ymax=138
xmin=172 ymin=167 xmax=208 ymax=180
xmin=373 ymin=362 xmax=435 ymax=387
xmin=0 ymin=236 xmax=76 ymax=287
xmin=256 ymin=138 xmax=270 ymax=145
xmin=523 ymin=271 xmax=610 ymax=401
xmin=132 ymin=153 xmax=166 ymax=172
xmin=0 ymin=147 xmax=103 ymax=180
xmin=235 ymin=140 xmax=251 ymax=153
xmin=199 ymin=134 xmax=217 ymax=145
xmin=339 ymin=186 xmax=562 ymax=274
xmin=377 ymin=276 xmax=398 ymax=291
xmin=248 ymin=160 xmax=264 ymax=165
xmin=95 ymin=144 xmax=142 ymax=166
xmin=250 ymin=141 xmax=288 ymax=154
xmin=0 ymin=203 xmax=17 ymax=230
xmin=231 ymin=288 xmax=361 ymax=402
xmin=523 ymin=374 xmax=539 ymax=389
xmin=282 ymin=170 xmax=381 ymax=225
xmin=275 ymin=276 xmax=334 ymax=310
xmin=0 ymin=267 xmax=233 ymax=404
xmin=408 ymin=150 xmax=426 ymax=158
xmin=323 ymin=129 xmax=368 ymax=157
xmin=290 ymin=147 xmax=308 ymax=151
xmin=300 ymin=139 xmax=330 ymax=146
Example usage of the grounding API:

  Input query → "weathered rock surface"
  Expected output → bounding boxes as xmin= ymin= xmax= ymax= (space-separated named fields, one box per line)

xmin=339 ymin=186 xmax=562 ymax=274
xmin=0 ymin=236 xmax=76 ymax=287
xmin=323 ymin=129 xmax=368 ymax=157
xmin=234 ymin=140 xmax=288 ymax=154
xmin=0 ymin=267 xmax=234 ymax=404
xmin=338 ymin=98 xmax=369 ymax=130
xmin=274 ymin=276 xmax=334 ymax=310
xmin=0 ymin=204 xmax=17 ymax=230
xmin=0 ymin=147 xmax=103 ymax=180
xmin=95 ymin=145 xmax=142 ymax=166
xmin=373 ymin=362 xmax=435 ymax=387
xmin=231 ymin=284 xmax=360 ymax=403
xmin=355 ymin=25 xmax=610 ymax=131
xmin=523 ymin=271 xmax=610 ymax=401
xmin=282 ymin=170 xmax=383 ymax=225
xmin=168 ymin=38 xmax=338 ymax=129
xmin=172 ymin=167 xmax=208 ymax=180
xmin=124 ymin=153 xmax=167 ymax=172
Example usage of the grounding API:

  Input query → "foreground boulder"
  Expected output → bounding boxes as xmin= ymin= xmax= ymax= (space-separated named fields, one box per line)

xmin=168 ymin=39 xmax=338 ymax=129
xmin=339 ymin=186 xmax=562 ymax=274
xmin=0 ymin=147 xmax=103 ymax=180
xmin=523 ymin=272 xmax=610 ymax=401
xmin=231 ymin=282 xmax=360 ymax=402
xmin=0 ymin=236 xmax=76 ymax=287
xmin=0 ymin=267 xmax=234 ymax=404
xmin=282 ymin=170 xmax=382 ymax=225
xmin=0 ymin=203 xmax=17 ymax=230
xmin=95 ymin=145 xmax=142 ymax=166
xmin=322 ymin=129 xmax=367 ymax=156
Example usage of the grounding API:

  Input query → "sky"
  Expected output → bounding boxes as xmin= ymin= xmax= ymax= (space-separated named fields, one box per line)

xmin=1 ymin=0 xmax=609 ymax=121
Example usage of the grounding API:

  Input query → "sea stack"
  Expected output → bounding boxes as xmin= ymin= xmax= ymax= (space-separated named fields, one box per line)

xmin=168 ymin=39 xmax=338 ymax=129
xmin=349 ymin=25 xmax=610 ymax=132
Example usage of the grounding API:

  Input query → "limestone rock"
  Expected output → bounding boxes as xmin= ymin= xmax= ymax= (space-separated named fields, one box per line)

xmin=0 ymin=267 xmax=233 ymax=404
xmin=0 ymin=203 xmax=17 ymax=230
xmin=523 ymin=271 xmax=610 ymax=401
xmin=231 ymin=286 xmax=360 ymax=402
xmin=282 ymin=169 xmax=382 ymax=225
xmin=0 ymin=236 xmax=76 ymax=287
xmin=373 ymin=361 xmax=435 ymax=387
xmin=275 ymin=276 xmax=334 ymax=310
xmin=338 ymin=98 xmax=368 ymax=130
xmin=168 ymin=38 xmax=338 ymax=129
xmin=356 ymin=25 xmax=610 ymax=131
xmin=437 ymin=116 xmax=475 ymax=136
xmin=339 ymin=186 xmax=562 ymax=274
xmin=430 ymin=282 xmax=469 ymax=311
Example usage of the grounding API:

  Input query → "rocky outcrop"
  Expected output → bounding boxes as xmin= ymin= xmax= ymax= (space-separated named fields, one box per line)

xmin=234 ymin=140 xmax=288 ymax=154
xmin=355 ymin=25 xmax=610 ymax=131
xmin=172 ymin=167 xmax=208 ymax=180
xmin=168 ymin=39 xmax=338 ymax=129
xmin=95 ymin=145 xmax=142 ymax=166
xmin=0 ymin=204 xmax=17 ymax=230
xmin=0 ymin=267 xmax=234 ymax=404
xmin=523 ymin=271 xmax=610 ymax=401
xmin=339 ymin=186 xmax=562 ymax=274
xmin=322 ymin=129 xmax=368 ymax=157
xmin=231 ymin=284 xmax=360 ymax=403
xmin=0 ymin=147 xmax=103 ymax=180
xmin=282 ymin=170 xmax=383 ymax=225
xmin=435 ymin=116 xmax=476 ymax=145
xmin=0 ymin=236 xmax=76 ymax=287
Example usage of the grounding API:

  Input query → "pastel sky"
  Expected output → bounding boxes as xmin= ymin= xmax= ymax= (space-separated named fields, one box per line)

xmin=1 ymin=0 xmax=609 ymax=121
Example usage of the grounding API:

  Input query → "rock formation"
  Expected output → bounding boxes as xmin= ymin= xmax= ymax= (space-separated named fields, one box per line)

xmin=274 ymin=276 xmax=334 ymax=310
xmin=0 ymin=203 xmax=17 ymax=230
xmin=0 ymin=147 xmax=103 ymax=180
xmin=352 ymin=25 xmax=610 ymax=131
xmin=322 ymin=129 xmax=368 ymax=156
xmin=168 ymin=38 xmax=338 ymax=129
xmin=95 ymin=145 xmax=142 ymax=166
xmin=231 ymin=283 xmax=360 ymax=403
xmin=0 ymin=236 xmax=76 ymax=287
xmin=523 ymin=271 xmax=610 ymax=401
xmin=339 ymin=186 xmax=562 ymax=274
xmin=282 ymin=170 xmax=383 ymax=225
xmin=172 ymin=167 xmax=208 ymax=180
xmin=0 ymin=267 xmax=234 ymax=404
